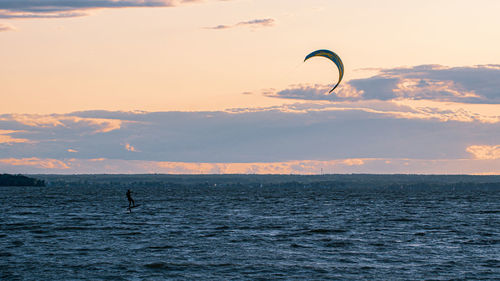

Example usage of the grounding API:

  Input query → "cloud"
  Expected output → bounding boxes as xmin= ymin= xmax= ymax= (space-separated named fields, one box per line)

xmin=1 ymin=108 xmax=500 ymax=167
xmin=0 ymin=0 xmax=219 ymax=19
xmin=0 ymin=23 xmax=14 ymax=31
xmin=0 ymin=107 xmax=500 ymax=174
xmin=0 ymin=157 xmax=70 ymax=169
xmin=270 ymin=65 xmax=500 ymax=104
xmin=257 ymin=95 xmax=500 ymax=124
xmin=467 ymin=145 xmax=500 ymax=160
xmin=354 ymin=64 xmax=500 ymax=104
xmin=125 ymin=143 xmax=138 ymax=152
xmin=266 ymin=83 xmax=364 ymax=101
xmin=0 ymin=114 xmax=130 ymax=134
xmin=1 ymin=157 xmax=500 ymax=174
xmin=342 ymin=158 xmax=365 ymax=166
xmin=0 ymin=130 xmax=32 ymax=144
xmin=154 ymin=158 xmax=367 ymax=174
xmin=205 ymin=18 xmax=275 ymax=30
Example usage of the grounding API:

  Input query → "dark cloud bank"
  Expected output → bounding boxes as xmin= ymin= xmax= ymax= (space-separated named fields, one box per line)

xmin=1 ymin=107 xmax=499 ymax=163
xmin=0 ymin=0 xmax=221 ymax=18
xmin=269 ymin=65 xmax=500 ymax=104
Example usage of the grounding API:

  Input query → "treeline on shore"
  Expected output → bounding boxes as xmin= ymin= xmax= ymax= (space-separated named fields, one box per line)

xmin=0 ymin=174 xmax=45 ymax=187
xmin=33 ymin=174 xmax=500 ymax=190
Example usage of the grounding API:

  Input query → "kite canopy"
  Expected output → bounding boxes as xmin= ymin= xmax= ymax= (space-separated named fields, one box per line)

xmin=304 ymin=49 xmax=344 ymax=93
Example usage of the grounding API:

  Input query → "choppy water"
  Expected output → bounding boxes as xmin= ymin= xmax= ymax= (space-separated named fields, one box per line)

xmin=1 ymin=184 xmax=499 ymax=280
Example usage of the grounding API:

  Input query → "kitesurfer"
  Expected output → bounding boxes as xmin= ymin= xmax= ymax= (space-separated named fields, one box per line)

xmin=126 ymin=189 xmax=135 ymax=208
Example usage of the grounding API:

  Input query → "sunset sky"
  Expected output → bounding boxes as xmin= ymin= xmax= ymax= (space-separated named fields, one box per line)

xmin=1 ymin=0 xmax=500 ymax=174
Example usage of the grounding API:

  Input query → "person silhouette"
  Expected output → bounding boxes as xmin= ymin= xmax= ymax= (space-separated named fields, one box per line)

xmin=126 ymin=189 xmax=135 ymax=208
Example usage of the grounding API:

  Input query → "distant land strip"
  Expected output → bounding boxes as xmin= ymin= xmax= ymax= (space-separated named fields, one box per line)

xmin=0 ymin=173 xmax=45 ymax=187
xmin=33 ymin=174 xmax=500 ymax=189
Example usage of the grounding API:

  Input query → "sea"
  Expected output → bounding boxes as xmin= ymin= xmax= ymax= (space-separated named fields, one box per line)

xmin=1 ymin=179 xmax=499 ymax=280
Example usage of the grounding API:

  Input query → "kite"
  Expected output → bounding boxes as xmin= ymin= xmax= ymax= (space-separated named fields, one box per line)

xmin=304 ymin=49 xmax=344 ymax=93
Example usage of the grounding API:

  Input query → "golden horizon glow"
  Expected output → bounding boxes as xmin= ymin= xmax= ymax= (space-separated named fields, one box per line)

xmin=1 ymin=157 xmax=499 ymax=175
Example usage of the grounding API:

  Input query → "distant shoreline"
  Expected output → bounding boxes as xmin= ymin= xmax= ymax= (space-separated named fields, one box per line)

xmin=27 ymin=174 xmax=500 ymax=189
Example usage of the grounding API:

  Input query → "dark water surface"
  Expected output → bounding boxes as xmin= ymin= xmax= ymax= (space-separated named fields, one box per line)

xmin=1 ymin=184 xmax=499 ymax=280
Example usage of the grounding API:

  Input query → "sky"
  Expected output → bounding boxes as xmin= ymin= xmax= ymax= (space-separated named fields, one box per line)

xmin=1 ymin=0 xmax=500 ymax=174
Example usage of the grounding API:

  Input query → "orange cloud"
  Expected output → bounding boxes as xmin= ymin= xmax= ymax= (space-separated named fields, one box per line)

xmin=0 ymin=130 xmax=31 ymax=144
xmin=394 ymin=78 xmax=480 ymax=100
xmin=394 ymin=99 xmax=500 ymax=124
xmin=88 ymin=158 xmax=107 ymax=162
xmin=1 ymin=114 xmax=128 ymax=134
xmin=0 ymin=157 xmax=70 ymax=169
xmin=125 ymin=143 xmax=138 ymax=152
xmin=335 ymin=84 xmax=365 ymax=99
xmin=466 ymin=145 xmax=500 ymax=160
xmin=1 ymin=157 xmax=499 ymax=174
xmin=342 ymin=159 xmax=365 ymax=166
xmin=0 ymin=23 xmax=15 ymax=32
xmin=155 ymin=159 xmax=369 ymax=174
